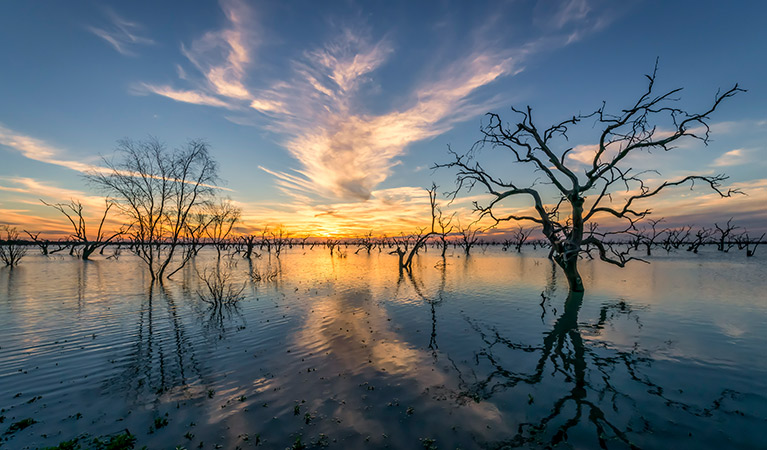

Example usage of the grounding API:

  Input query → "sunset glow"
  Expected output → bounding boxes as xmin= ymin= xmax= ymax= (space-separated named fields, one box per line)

xmin=1 ymin=1 xmax=765 ymax=238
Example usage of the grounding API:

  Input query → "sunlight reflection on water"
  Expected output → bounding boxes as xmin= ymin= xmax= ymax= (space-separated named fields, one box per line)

xmin=0 ymin=246 xmax=765 ymax=448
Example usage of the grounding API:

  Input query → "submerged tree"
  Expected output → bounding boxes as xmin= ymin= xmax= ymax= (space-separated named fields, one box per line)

xmin=436 ymin=64 xmax=742 ymax=291
xmin=205 ymin=198 xmax=241 ymax=260
xmin=88 ymin=137 xmax=219 ymax=280
xmin=390 ymin=184 xmax=439 ymax=272
xmin=0 ymin=225 xmax=27 ymax=267
xmin=42 ymin=199 xmax=123 ymax=260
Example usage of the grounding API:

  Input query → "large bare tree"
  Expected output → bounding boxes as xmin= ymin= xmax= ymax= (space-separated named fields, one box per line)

xmin=88 ymin=137 xmax=219 ymax=280
xmin=436 ymin=65 xmax=742 ymax=292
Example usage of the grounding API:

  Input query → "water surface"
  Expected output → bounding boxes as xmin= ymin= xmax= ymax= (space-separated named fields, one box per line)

xmin=1 ymin=246 xmax=765 ymax=448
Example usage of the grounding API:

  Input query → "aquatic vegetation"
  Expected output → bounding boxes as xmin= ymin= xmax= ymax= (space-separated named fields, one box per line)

xmin=4 ymin=417 xmax=36 ymax=434
xmin=40 ymin=430 xmax=137 ymax=450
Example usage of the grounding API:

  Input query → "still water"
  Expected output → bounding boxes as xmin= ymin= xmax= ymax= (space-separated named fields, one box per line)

xmin=1 ymin=246 xmax=765 ymax=449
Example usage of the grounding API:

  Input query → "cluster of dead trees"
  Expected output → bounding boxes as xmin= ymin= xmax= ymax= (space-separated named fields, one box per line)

xmin=625 ymin=218 xmax=764 ymax=257
xmin=1 ymin=65 xmax=761 ymax=296
xmin=4 ymin=216 xmax=764 ymax=270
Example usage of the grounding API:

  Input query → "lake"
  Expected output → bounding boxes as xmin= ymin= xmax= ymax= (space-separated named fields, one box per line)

xmin=1 ymin=245 xmax=765 ymax=449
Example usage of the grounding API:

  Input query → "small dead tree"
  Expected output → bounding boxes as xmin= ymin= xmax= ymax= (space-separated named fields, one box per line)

xmin=42 ymin=199 xmax=123 ymax=260
xmin=240 ymin=234 xmax=260 ymax=259
xmin=661 ymin=225 xmax=691 ymax=252
xmin=436 ymin=209 xmax=455 ymax=258
xmin=510 ymin=225 xmax=534 ymax=253
xmin=687 ymin=228 xmax=712 ymax=253
xmin=205 ymin=198 xmax=241 ymax=259
xmin=735 ymin=231 xmax=765 ymax=257
xmin=270 ymin=226 xmax=291 ymax=257
xmin=633 ymin=218 xmax=666 ymax=256
xmin=356 ymin=231 xmax=376 ymax=254
xmin=713 ymin=218 xmax=739 ymax=253
xmin=0 ymin=225 xmax=27 ymax=267
xmin=390 ymin=185 xmax=439 ymax=272
xmin=23 ymin=231 xmax=67 ymax=256
xmin=181 ymin=210 xmax=212 ymax=262
xmin=436 ymin=63 xmax=742 ymax=291
xmin=456 ymin=220 xmax=481 ymax=256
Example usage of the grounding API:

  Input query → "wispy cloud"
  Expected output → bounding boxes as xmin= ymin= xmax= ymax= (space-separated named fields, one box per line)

xmin=138 ymin=1 xmax=618 ymax=208
xmin=552 ymin=0 xmax=592 ymax=29
xmin=713 ymin=148 xmax=751 ymax=167
xmin=0 ymin=176 xmax=105 ymax=208
xmin=0 ymin=124 xmax=97 ymax=173
xmin=0 ymin=124 xmax=234 ymax=196
xmin=181 ymin=0 xmax=255 ymax=100
xmin=135 ymin=0 xmax=256 ymax=110
xmin=132 ymin=83 xmax=234 ymax=109
xmin=87 ymin=8 xmax=154 ymax=56
xmin=273 ymin=45 xmax=517 ymax=200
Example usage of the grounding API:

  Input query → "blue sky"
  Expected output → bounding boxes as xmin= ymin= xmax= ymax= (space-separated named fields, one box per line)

xmin=1 ymin=0 xmax=765 ymax=237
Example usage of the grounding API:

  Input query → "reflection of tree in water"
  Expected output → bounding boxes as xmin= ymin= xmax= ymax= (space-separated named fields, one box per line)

xmin=105 ymin=283 xmax=204 ymax=401
xmin=454 ymin=291 xmax=741 ymax=449
xmin=401 ymin=260 xmax=448 ymax=357
xmin=196 ymin=301 xmax=246 ymax=341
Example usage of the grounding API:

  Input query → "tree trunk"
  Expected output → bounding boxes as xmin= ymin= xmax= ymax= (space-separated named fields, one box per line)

xmin=82 ymin=245 xmax=97 ymax=260
xmin=556 ymin=253 xmax=584 ymax=292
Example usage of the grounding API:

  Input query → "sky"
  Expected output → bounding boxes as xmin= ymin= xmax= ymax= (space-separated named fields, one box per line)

xmin=1 ymin=0 xmax=766 ymax=239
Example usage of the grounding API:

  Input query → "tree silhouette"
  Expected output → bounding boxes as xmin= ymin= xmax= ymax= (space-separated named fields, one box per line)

xmin=0 ymin=225 xmax=27 ymax=267
xmin=436 ymin=63 xmax=742 ymax=291
xmin=42 ymin=199 xmax=123 ymax=260
xmin=88 ymin=138 xmax=219 ymax=280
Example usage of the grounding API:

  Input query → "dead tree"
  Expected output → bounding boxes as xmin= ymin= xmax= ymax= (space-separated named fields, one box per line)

xmin=395 ymin=185 xmax=439 ymax=272
xmin=387 ymin=185 xmax=442 ymax=272
xmin=735 ymin=231 xmax=765 ymax=257
xmin=633 ymin=218 xmax=666 ymax=256
xmin=687 ymin=228 xmax=712 ymax=253
xmin=42 ymin=199 xmax=123 ymax=260
xmin=270 ymin=226 xmax=291 ymax=257
xmin=390 ymin=234 xmax=411 ymax=269
xmin=181 ymin=210 xmax=212 ymax=261
xmin=356 ymin=231 xmax=376 ymax=254
xmin=436 ymin=209 xmax=455 ymax=258
xmin=0 ymin=225 xmax=27 ymax=267
xmin=436 ymin=63 xmax=742 ymax=291
xmin=456 ymin=220 xmax=480 ymax=256
xmin=23 ymin=231 xmax=67 ymax=256
xmin=259 ymin=227 xmax=272 ymax=254
xmin=204 ymin=198 xmax=241 ymax=259
xmin=240 ymin=235 xmax=260 ymax=259
xmin=661 ymin=225 xmax=691 ymax=252
xmin=88 ymin=137 xmax=219 ymax=280
xmin=511 ymin=225 xmax=534 ymax=252
xmin=713 ymin=218 xmax=739 ymax=252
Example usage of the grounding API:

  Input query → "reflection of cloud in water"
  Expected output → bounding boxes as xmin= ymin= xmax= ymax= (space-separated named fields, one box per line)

xmin=293 ymin=285 xmax=508 ymax=439
xmin=296 ymin=288 xmax=430 ymax=376
xmin=716 ymin=322 xmax=746 ymax=338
